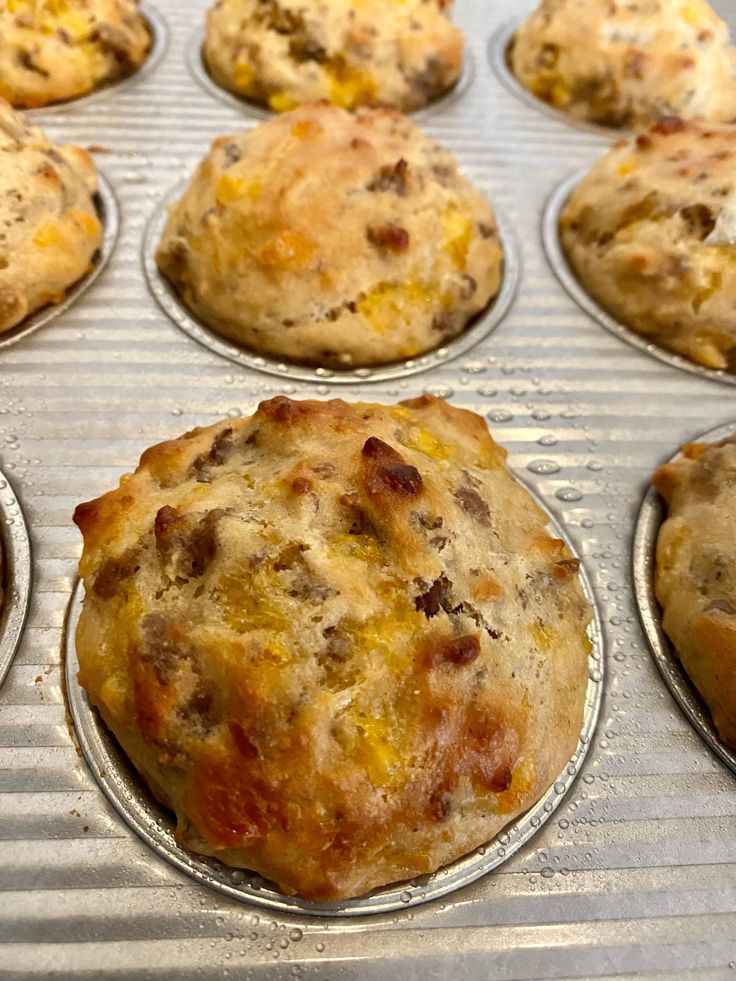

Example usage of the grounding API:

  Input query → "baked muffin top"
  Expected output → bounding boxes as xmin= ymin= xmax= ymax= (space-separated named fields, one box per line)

xmin=0 ymin=0 xmax=151 ymax=109
xmin=654 ymin=433 xmax=736 ymax=748
xmin=0 ymin=99 xmax=102 ymax=336
xmin=204 ymin=0 xmax=463 ymax=113
xmin=560 ymin=117 xmax=736 ymax=373
xmin=156 ymin=103 xmax=503 ymax=369
xmin=74 ymin=395 xmax=592 ymax=900
xmin=510 ymin=0 xmax=736 ymax=129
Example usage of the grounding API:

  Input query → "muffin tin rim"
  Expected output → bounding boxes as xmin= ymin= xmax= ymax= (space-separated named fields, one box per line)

xmin=142 ymin=178 xmax=521 ymax=384
xmin=0 ymin=469 xmax=33 ymax=691
xmin=487 ymin=18 xmax=626 ymax=140
xmin=25 ymin=2 xmax=169 ymax=119
xmin=64 ymin=475 xmax=604 ymax=917
xmin=632 ymin=418 xmax=736 ymax=776
xmin=542 ymin=167 xmax=736 ymax=388
xmin=185 ymin=25 xmax=476 ymax=122
xmin=0 ymin=171 xmax=121 ymax=352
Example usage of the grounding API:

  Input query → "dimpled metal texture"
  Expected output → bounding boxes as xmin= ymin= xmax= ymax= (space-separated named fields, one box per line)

xmin=2 ymin=0 xmax=736 ymax=977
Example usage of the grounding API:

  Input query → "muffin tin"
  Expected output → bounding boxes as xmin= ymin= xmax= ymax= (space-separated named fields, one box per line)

xmin=3 ymin=0 xmax=736 ymax=976
xmin=543 ymin=169 xmax=736 ymax=388
xmin=143 ymin=182 xmax=520 ymax=383
xmin=0 ymin=174 xmax=119 ymax=352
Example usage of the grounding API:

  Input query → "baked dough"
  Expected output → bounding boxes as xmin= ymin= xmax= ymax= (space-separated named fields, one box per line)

xmin=74 ymin=395 xmax=592 ymax=901
xmin=560 ymin=117 xmax=736 ymax=373
xmin=654 ymin=434 xmax=736 ymax=748
xmin=0 ymin=99 xmax=102 ymax=336
xmin=510 ymin=0 xmax=736 ymax=129
xmin=0 ymin=0 xmax=151 ymax=109
xmin=203 ymin=0 xmax=463 ymax=113
xmin=156 ymin=103 xmax=503 ymax=368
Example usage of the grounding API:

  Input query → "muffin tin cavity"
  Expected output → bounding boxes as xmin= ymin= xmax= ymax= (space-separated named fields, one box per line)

xmin=543 ymin=169 xmax=736 ymax=387
xmin=65 ymin=489 xmax=603 ymax=917
xmin=0 ymin=470 xmax=32 ymax=690
xmin=0 ymin=172 xmax=120 ymax=351
xmin=27 ymin=4 xmax=168 ymax=118
xmin=143 ymin=181 xmax=519 ymax=384
xmin=633 ymin=420 xmax=736 ymax=775
xmin=186 ymin=27 xmax=475 ymax=122
xmin=487 ymin=19 xmax=615 ymax=138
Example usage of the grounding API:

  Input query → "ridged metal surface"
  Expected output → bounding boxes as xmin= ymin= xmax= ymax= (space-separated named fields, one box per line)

xmin=2 ymin=0 xmax=736 ymax=977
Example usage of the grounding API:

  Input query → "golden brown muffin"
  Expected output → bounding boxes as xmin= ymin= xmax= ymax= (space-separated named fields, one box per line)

xmin=0 ymin=0 xmax=151 ymax=109
xmin=74 ymin=395 xmax=592 ymax=901
xmin=156 ymin=104 xmax=503 ymax=368
xmin=510 ymin=0 xmax=736 ymax=129
xmin=203 ymin=0 xmax=463 ymax=113
xmin=654 ymin=434 xmax=736 ymax=748
xmin=560 ymin=117 xmax=736 ymax=373
xmin=0 ymin=99 xmax=102 ymax=336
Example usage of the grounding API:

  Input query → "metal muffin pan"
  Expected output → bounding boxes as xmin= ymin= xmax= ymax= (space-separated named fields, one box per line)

xmin=543 ymin=168 xmax=736 ymax=388
xmin=186 ymin=26 xmax=476 ymax=122
xmin=633 ymin=419 xmax=736 ymax=776
xmin=487 ymin=18 xmax=615 ymax=139
xmin=0 ymin=172 xmax=120 ymax=351
xmin=27 ymin=3 xmax=169 ymax=120
xmin=4 ymin=0 xmax=736 ymax=975
xmin=0 ymin=469 xmax=32 ymax=690
xmin=143 ymin=181 xmax=519 ymax=384
xmin=64 ymin=488 xmax=604 ymax=917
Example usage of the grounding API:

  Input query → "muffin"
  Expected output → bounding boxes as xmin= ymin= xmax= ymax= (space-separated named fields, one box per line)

xmin=0 ymin=100 xmax=102 ymax=336
xmin=156 ymin=104 xmax=503 ymax=368
xmin=203 ymin=0 xmax=463 ymax=113
xmin=654 ymin=434 xmax=736 ymax=748
xmin=73 ymin=395 xmax=592 ymax=901
xmin=510 ymin=0 xmax=736 ymax=129
xmin=560 ymin=117 xmax=736 ymax=373
xmin=0 ymin=0 xmax=151 ymax=110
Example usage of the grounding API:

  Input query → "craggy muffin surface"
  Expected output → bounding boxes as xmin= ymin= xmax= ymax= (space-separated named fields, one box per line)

xmin=654 ymin=434 xmax=736 ymax=748
xmin=204 ymin=0 xmax=463 ymax=113
xmin=156 ymin=104 xmax=502 ymax=368
xmin=74 ymin=395 xmax=592 ymax=901
xmin=0 ymin=0 xmax=151 ymax=109
xmin=0 ymin=99 xmax=102 ymax=336
xmin=510 ymin=0 xmax=736 ymax=129
xmin=560 ymin=118 xmax=736 ymax=373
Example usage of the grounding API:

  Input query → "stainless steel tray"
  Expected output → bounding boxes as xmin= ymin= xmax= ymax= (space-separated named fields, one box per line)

xmin=3 ymin=0 xmax=736 ymax=976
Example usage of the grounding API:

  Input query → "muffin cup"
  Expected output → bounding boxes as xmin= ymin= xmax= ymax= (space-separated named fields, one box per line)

xmin=143 ymin=179 xmax=520 ymax=384
xmin=26 ymin=3 xmax=169 ymax=118
xmin=542 ymin=169 xmax=736 ymax=387
xmin=186 ymin=27 xmax=475 ymax=121
xmin=0 ymin=171 xmax=120 ymax=351
xmin=0 ymin=470 xmax=32 ymax=690
xmin=487 ymin=19 xmax=621 ymax=138
xmin=633 ymin=420 xmax=736 ymax=775
xmin=64 ymin=478 xmax=604 ymax=916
